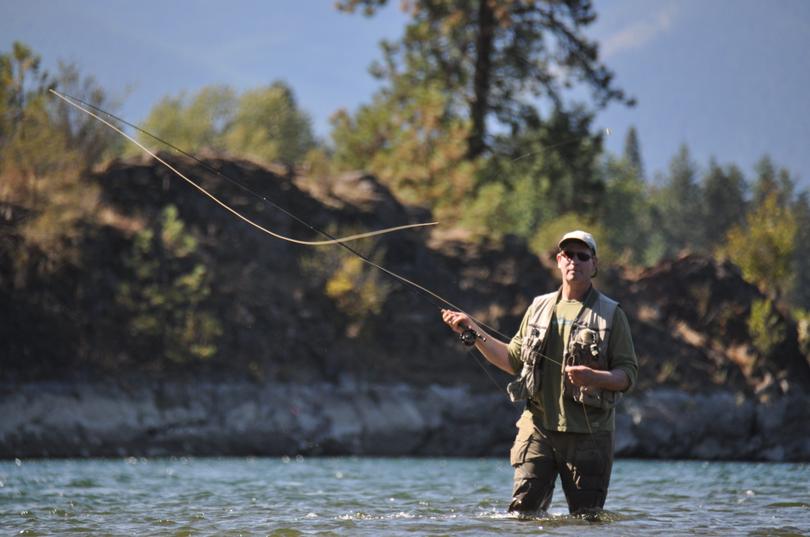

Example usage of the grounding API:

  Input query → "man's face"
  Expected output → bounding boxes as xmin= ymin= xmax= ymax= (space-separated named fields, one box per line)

xmin=556 ymin=241 xmax=596 ymax=285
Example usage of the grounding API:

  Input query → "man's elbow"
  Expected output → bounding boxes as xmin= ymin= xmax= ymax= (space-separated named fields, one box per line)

xmin=612 ymin=369 xmax=631 ymax=392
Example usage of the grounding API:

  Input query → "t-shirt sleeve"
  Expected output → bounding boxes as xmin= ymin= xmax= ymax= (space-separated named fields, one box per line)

xmin=507 ymin=304 xmax=533 ymax=374
xmin=607 ymin=306 xmax=639 ymax=392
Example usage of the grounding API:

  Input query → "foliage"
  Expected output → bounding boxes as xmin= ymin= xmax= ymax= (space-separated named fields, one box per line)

xmin=1 ymin=43 xmax=63 ymax=182
xmin=623 ymin=126 xmax=643 ymax=179
xmin=299 ymin=233 xmax=392 ymax=321
xmin=1 ymin=43 xmax=122 ymax=177
xmin=15 ymin=169 xmax=100 ymax=276
xmin=722 ymin=192 xmax=797 ymax=298
xmin=300 ymin=147 xmax=336 ymax=186
xmin=4 ymin=32 xmax=810 ymax=381
xmin=336 ymin=0 xmax=632 ymax=159
xmin=790 ymin=193 xmax=810 ymax=309
xmin=332 ymin=0 xmax=631 ymax=227
xmin=792 ymin=307 xmax=810 ymax=358
xmin=1 ymin=43 xmax=118 ymax=275
xmin=459 ymin=180 xmax=514 ymax=239
xmin=135 ymin=85 xmax=236 ymax=157
xmin=137 ymin=82 xmax=315 ymax=171
xmin=460 ymin=107 xmax=603 ymax=238
xmin=0 ymin=42 xmax=50 ymax=143
xmin=748 ymin=298 xmax=786 ymax=358
xmin=752 ymin=155 xmax=794 ymax=208
xmin=115 ymin=205 xmax=222 ymax=364
xmin=1 ymin=95 xmax=82 ymax=201
xmin=49 ymin=62 xmax=125 ymax=166
xmin=331 ymin=81 xmax=479 ymax=218
xmin=596 ymin=153 xmax=654 ymax=266
xmin=650 ymin=145 xmax=705 ymax=257
xmin=224 ymin=83 xmax=316 ymax=171
xmin=700 ymin=160 xmax=747 ymax=246
xmin=618 ymin=151 xmax=750 ymax=268
xmin=325 ymin=255 xmax=392 ymax=318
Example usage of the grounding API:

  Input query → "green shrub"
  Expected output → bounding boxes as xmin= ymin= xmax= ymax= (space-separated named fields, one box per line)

xmin=748 ymin=298 xmax=786 ymax=357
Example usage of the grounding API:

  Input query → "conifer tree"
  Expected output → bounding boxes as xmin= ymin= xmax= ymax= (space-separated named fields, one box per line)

xmin=701 ymin=160 xmax=746 ymax=252
xmin=334 ymin=0 xmax=632 ymax=218
xmin=338 ymin=0 xmax=631 ymax=159
xmin=652 ymin=145 xmax=704 ymax=256
xmin=622 ymin=125 xmax=644 ymax=178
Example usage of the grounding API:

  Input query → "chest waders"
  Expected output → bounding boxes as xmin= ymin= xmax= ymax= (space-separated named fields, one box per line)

xmin=506 ymin=288 xmax=621 ymax=409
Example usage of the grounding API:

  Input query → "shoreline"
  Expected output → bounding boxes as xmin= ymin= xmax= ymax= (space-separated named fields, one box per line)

xmin=2 ymin=381 xmax=807 ymax=462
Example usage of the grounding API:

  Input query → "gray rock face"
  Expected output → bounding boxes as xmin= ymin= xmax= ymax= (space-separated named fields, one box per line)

xmin=1 ymin=382 xmax=807 ymax=461
xmin=0 ymin=381 xmax=519 ymax=459
xmin=614 ymin=389 xmax=810 ymax=461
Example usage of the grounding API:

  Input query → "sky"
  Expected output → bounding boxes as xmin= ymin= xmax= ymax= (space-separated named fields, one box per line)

xmin=3 ymin=0 xmax=810 ymax=187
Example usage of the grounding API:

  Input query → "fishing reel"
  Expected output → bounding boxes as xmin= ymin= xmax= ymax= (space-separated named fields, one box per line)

xmin=459 ymin=326 xmax=486 ymax=346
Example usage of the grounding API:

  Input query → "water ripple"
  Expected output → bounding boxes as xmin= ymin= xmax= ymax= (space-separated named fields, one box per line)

xmin=1 ymin=458 xmax=808 ymax=536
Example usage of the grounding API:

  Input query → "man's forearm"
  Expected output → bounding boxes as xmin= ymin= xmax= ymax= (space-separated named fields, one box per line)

xmin=588 ymin=368 xmax=630 ymax=391
xmin=473 ymin=337 xmax=515 ymax=375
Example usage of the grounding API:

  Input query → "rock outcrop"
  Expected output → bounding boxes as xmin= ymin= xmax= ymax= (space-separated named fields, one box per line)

xmin=2 ymin=381 xmax=808 ymax=461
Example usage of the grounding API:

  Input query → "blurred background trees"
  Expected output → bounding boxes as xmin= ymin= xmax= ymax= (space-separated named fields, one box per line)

xmin=3 ymin=0 xmax=810 ymax=377
xmin=136 ymin=81 xmax=316 ymax=173
xmin=0 ymin=42 xmax=119 ymax=275
xmin=115 ymin=205 xmax=221 ymax=365
xmin=332 ymin=0 xmax=632 ymax=222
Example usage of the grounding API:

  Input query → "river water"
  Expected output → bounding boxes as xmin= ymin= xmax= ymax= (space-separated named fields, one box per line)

xmin=2 ymin=457 xmax=808 ymax=536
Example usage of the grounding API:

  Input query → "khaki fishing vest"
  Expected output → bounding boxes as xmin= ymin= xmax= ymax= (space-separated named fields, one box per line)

xmin=506 ymin=288 xmax=621 ymax=409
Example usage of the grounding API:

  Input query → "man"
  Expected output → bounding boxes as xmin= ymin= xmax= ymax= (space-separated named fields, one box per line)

xmin=441 ymin=230 xmax=638 ymax=516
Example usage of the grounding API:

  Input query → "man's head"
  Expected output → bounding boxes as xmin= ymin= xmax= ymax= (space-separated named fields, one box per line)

xmin=556 ymin=230 xmax=598 ymax=284
xmin=558 ymin=230 xmax=597 ymax=256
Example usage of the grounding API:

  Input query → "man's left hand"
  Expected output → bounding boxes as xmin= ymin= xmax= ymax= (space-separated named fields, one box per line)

xmin=565 ymin=365 xmax=596 ymax=387
xmin=565 ymin=366 xmax=630 ymax=392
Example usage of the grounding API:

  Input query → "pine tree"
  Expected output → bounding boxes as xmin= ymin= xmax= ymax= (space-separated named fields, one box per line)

xmin=622 ymin=125 xmax=644 ymax=178
xmin=334 ymin=1 xmax=632 ymax=223
xmin=338 ymin=0 xmax=632 ymax=158
xmin=701 ymin=160 xmax=747 ymax=252
xmin=653 ymin=145 xmax=704 ymax=256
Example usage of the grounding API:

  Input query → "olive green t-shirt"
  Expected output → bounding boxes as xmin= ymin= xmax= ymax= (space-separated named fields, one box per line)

xmin=507 ymin=289 xmax=638 ymax=433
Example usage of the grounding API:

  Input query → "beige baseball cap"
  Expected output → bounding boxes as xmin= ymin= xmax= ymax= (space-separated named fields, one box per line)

xmin=558 ymin=230 xmax=597 ymax=255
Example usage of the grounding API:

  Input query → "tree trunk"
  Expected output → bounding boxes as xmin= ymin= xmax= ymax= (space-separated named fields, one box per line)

xmin=467 ymin=0 xmax=495 ymax=160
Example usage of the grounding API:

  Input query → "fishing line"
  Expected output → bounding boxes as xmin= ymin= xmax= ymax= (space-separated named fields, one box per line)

xmin=51 ymin=89 xmax=519 ymax=387
xmin=51 ymin=89 xmax=437 ymax=246
xmin=504 ymin=129 xmax=611 ymax=164
xmin=49 ymin=91 xmax=454 ymax=300
xmin=51 ymin=89 xmax=594 ymax=394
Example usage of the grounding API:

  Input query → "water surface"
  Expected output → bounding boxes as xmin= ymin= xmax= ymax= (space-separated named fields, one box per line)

xmin=2 ymin=457 xmax=808 ymax=536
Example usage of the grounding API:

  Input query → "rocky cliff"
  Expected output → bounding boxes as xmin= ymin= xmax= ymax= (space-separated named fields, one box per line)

xmin=2 ymin=381 xmax=808 ymax=461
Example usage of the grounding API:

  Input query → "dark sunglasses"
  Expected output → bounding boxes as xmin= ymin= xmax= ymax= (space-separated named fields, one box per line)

xmin=561 ymin=250 xmax=592 ymax=262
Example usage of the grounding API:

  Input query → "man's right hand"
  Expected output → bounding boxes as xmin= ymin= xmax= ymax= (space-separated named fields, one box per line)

xmin=441 ymin=309 xmax=515 ymax=374
xmin=441 ymin=308 xmax=475 ymax=335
